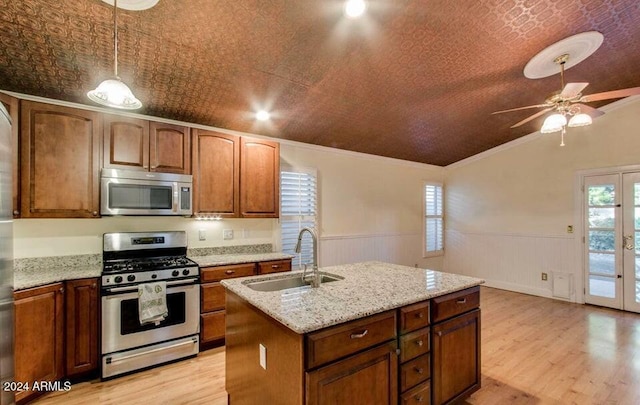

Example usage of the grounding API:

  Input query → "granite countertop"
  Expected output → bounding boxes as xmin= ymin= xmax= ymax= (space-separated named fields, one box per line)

xmin=14 ymin=255 xmax=103 ymax=291
xmin=222 ymin=261 xmax=484 ymax=334
xmin=190 ymin=252 xmax=294 ymax=267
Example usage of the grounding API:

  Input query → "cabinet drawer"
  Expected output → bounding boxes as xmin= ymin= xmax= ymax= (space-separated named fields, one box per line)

xmin=400 ymin=353 xmax=431 ymax=392
xmin=431 ymin=286 xmax=480 ymax=323
xmin=306 ymin=311 xmax=397 ymax=369
xmin=201 ymin=263 xmax=256 ymax=282
xmin=201 ymin=311 xmax=225 ymax=343
xmin=399 ymin=327 xmax=430 ymax=363
xmin=400 ymin=301 xmax=430 ymax=334
xmin=201 ymin=283 xmax=225 ymax=312
xmin=257 ymin=259 xmax=292 ymax=274
xmin=401 ymin=380 xmax=431 ymax=405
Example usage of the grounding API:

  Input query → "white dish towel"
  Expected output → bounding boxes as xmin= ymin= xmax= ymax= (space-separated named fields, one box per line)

xmin=138 ymin=281 xmax=168 ymax=325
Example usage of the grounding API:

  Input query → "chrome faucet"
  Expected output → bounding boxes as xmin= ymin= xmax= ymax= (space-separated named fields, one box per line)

xmin=294 ymin=227 xmax=320 ymax=288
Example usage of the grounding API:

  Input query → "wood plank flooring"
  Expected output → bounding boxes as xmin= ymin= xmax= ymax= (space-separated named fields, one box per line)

xmin=33 ymin=287 xmax=640 ymax=405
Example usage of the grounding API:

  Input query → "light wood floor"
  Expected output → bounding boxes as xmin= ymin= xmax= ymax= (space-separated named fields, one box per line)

xmin=34 ymin=287 xmax=640 ymax=405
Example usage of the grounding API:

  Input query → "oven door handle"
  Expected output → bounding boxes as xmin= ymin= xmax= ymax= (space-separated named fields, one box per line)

xmin=106 ymin=337 xmax=198 ymax=364
xmin=104 ymin=278 xmax=198 ymax=293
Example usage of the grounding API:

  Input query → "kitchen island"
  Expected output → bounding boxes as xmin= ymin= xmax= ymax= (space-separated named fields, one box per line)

xmin=222 ymin=261 xmax=484 ymax=405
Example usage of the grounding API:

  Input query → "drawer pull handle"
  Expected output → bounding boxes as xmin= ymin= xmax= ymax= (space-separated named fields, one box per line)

xmin=415 ymin=395 xmax=424 ymax=402
xmin=415 ymin=312 xmax=424 ymax=319
xmin=414 ymin=367 xmax=424 ymax=374
xmin=271 ymin=265 xmax=279 ymax=269
xmin=225 ymin=270 xmax=235 ymax=275
xmin=415 ymin=339 xmax=423 ymax=347
xmin=457 ymin=298 xmax=467 ymax=304
xmin=350 ymin=330 xmax=368 ymax=339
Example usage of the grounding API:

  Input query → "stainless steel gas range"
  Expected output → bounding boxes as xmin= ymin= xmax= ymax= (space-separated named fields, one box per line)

xmin=101 ymin=231 xmax=200 ymax=379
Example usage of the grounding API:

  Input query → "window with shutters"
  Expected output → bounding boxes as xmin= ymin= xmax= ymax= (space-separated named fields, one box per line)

xmin=424 ymin=183 xmax=444 ymax=257
xmin=280 ymin=168 xmax=318 ymax=269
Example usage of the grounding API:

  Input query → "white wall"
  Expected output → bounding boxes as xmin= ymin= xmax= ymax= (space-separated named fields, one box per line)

xmin=444 ymin=97 xmax=640 ymax=301
xmin=280 ymin=144 xmax=445 ymax=269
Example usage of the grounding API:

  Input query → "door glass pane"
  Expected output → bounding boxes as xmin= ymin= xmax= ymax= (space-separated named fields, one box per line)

xmin=636 ymin=281 xmax=640 ymax=303
xmin=636 ymin=232 xmax=640 ymax=253
xmin=588 ymin=185 xmax=615 ymax=206
xmin=636 ymin=256 xmax=640 ymax=279
xmin=635 ymin=207 xmax=640 ymax=229
xmin=589 ymin=253 xmax=615 ymax=275
xmin=635 ymin=183 xmax=640 ymax=205
xmin=589 ymin=231 xmax=615 ymax=251
xmin=589 ymin=275 xmax=616 ymax=298
xmin=588 ymin=207 xmax=615 ymax=228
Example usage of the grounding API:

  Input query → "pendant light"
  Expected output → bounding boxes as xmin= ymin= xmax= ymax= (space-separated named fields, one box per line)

xmin=87 ymin=0 xmax=142 ymax=109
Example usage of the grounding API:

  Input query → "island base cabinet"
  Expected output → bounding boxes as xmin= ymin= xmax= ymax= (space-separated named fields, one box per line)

xmin=305 ymin=342 xmax=398 ymax=405
xmin=431 ymin=309 xmax=481 ymax=405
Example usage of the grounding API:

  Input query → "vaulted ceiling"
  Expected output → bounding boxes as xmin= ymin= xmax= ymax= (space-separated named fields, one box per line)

xmin=1 ymin=0 xmax=639 ymax=166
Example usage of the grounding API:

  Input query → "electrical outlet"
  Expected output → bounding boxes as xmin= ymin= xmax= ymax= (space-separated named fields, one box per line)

xmin=567 ymin=225 xmax=574 ymax=234
xmin=198 ymin=229 xmax=206 ymax=241
xmin=542 ymin=272 xmax=548 ymax=281
xmin=242 ymin=228 xmax=249 ymax=238
xmin=223 ymin=229 xmax=233 ymax=240
xmin=259 ymin=344 xmax=267 ymax=369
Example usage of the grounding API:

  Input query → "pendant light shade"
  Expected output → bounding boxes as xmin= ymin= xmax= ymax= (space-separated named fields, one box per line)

xmin=568 ymin=113 xmax=592 ymax=127
xmin=540 ymin=113 xmax=567 ymax=133
xmin=87 ymin=0 xmax=142 ymax=109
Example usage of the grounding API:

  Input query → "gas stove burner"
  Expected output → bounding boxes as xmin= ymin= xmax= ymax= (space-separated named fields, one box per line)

xmin=103 ymin=256 xmax=198 ymax=274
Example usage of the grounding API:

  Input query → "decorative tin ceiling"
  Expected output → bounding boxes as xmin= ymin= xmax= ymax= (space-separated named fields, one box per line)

xmin=1 ymin=0 xmax=639 ymax=166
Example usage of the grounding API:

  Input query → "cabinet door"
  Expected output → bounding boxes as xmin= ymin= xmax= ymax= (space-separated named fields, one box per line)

xmin=20 ymin=101 xmax=101 ymax=218
xmin=103 ymin=114 xmax=149 ymax=170
xmin=201 ymin=311 xmax=226 ymax=343
xmin=306 ymin=342 xmax=398 ymax=405
xmin=240 ymin=137 xmax=279 ymax=218
xmin=0 ymin=93 xmax=20 ymax=218
xmin=65 ymin=278 xmax=99 ymax=377
xmin=14 ymin=283 xmax=65 ymax=403
xmin=431 ymin=309 xmax=481 ymax=405
xmin=149 ymin=122 xmax=190 ymax=174
xmin=192 ymin=129 xmax=239 ymax=217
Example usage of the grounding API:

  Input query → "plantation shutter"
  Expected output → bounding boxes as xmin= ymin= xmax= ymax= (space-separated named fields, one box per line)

xmin=425 ymin=183 xmax=444 ymax=255
xmin=281 ymin=170 xmax=317 ymax=269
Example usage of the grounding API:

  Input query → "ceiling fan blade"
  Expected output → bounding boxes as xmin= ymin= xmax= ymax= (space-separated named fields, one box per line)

xmin=561 ymin=82 xmax=589 ymax=98
xmin=580 ymin=87 xmax=640 ymax=102
xmin=511 ymin=107 xmax=554 ymax=128
xmin=573 ymin=103 xmax=605 ymax=118
xmin=491 ymin=104 xmax=551 ymax=114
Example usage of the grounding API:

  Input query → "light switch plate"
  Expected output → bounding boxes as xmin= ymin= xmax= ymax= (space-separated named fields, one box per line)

xmin=259 ymin=344 xmax=267 ymax=369
xmin=223 ymin=229 xmax=233 ymax=240
xmin=198 ymin=229 xmax=206 ymax=241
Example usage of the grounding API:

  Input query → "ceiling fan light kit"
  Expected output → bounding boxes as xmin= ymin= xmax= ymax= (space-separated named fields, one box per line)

xmin=493 ymin=31 xmax=640 ymax=146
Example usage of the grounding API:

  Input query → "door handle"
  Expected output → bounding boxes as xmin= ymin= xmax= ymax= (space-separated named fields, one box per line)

xmin=623 ymin=235 xmax=635 ymax=250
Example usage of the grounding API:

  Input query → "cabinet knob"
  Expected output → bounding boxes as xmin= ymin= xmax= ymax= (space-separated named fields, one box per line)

xmin=413 ymin=367 xmax=424 ymax=374
xmin=13 ymin=210 xmax=19 ymax=216
xmin=415 ymin=339 xmax=423 ymax=347
xmin=91 ymin=283 xmax=97 ymax=289
xmin=415 ymin=312 xmax=424 ymax=319
xmin=59 ymin=287 xmax=65 ymax=294
xmin=225 ymin=270 xmax=235 ymax=275
xmin=414 ymin=395 xmax=424 ymax=403
xmin=350 ymin=329 xmax=368 ymax=339
xmin=92 ymin=211 xmax=98 ymax=216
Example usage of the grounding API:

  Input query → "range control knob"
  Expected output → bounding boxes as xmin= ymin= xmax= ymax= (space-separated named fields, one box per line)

xmin=127 ymin=275 xmax=136 ymax=282
xmin=151 ymin=274 xmax=158 ymax=279
xmin=114 ymin=276 xmax=123 ymax=283
xmin=182 ymin=269 xmax=190 ymax=276
xmin=172 ymin=270 xmax=180 ymax=277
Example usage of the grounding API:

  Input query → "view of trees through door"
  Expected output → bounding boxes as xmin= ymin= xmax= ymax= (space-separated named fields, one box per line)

xmin=584 ymin=172 xmax=640 ymax=313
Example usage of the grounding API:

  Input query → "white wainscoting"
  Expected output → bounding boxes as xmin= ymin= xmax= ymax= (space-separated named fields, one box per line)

xmin=444 ymin=230 xmax=580 ymax=302
xmin=319 ymin=233 xmax=426 ymax=268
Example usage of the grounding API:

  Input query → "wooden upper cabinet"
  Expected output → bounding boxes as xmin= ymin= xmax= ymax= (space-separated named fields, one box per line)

xmin=192 ymin=129 xmax=240 ymax=217
xmin=240 ymin=137 xmax=280 ymax=218
xmin=103 ymin=115 xmax=149 ymax=171
xmin=20 ymin=101 xmax=101 ymax=218
xmin=150 ymin=122 xmax=190 ymax=174
xmin=104 ymin=117 xmax=190 ymax=174
xmin=0 ymin=93 xmax=20 ymax=218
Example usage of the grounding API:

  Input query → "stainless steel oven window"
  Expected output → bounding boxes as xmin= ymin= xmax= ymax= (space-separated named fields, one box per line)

xmin=101 ymin=283 xmax=199 ymax=354
xmin=108 ymin=183 xmax=173 ymax=210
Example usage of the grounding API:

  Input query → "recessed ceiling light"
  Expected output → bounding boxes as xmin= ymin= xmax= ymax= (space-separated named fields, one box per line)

xmin=101 ymin=0 xmax=159 ymax=11
xmin=344 ymin=0 xmax=366 ymax=19
xmin=256 ymin=110 xmax=271 ymax=121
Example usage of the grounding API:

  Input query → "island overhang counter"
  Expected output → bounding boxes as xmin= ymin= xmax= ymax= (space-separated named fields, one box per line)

xmin=221 ymin=261 xmax=485 ymax=405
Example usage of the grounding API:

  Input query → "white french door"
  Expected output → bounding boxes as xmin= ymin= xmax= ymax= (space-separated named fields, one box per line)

xmin=583 ymin=173 xmax=640 ymax=313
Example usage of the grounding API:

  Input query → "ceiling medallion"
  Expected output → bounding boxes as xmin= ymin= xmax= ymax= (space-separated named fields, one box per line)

xmin=523 ymin=31 xmax=604 ymax=79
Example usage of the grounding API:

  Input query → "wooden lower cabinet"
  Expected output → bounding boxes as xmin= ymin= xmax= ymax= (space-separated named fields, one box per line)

xmin=306 ymin=342 xmax=398 ymax=405
xmin=65 ymin=278 xmax=99 ymax=378
xmin=431 ymin=309 xmax=481 ymax=405
xmin=201 ymin=311 xmax=226 ymax=343
xmin=14 ymin=283 xmax=65 ymax=404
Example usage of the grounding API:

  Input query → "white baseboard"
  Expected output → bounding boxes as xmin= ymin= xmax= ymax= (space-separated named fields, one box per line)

xmin=482 ymin=279 xmax=577 ymax=303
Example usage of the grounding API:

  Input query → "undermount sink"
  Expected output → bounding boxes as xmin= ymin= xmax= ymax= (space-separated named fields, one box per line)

xmin=245 ymin=272 xmax=344 ymax=292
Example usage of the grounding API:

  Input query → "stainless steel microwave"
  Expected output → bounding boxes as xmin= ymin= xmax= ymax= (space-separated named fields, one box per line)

xmin=101 ymin=169 xmax=193 ymax=216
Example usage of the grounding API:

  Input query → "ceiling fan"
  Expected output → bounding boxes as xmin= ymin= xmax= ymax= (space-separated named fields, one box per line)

xmin=492 ymin=53 xmax=640 ymax=145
